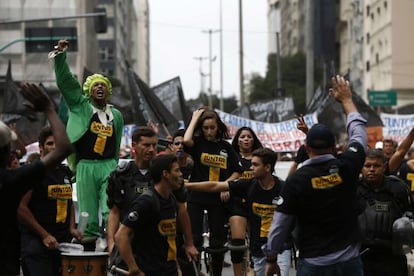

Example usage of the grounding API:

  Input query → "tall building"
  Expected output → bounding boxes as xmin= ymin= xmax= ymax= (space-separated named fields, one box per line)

xmin=97 ymin=0 xmax=149 ymax=85
xmin=133 ymin=0 xmax=150 ymax=84
xmin=275 ymin=0 xmax=336 ymax=62
xmin=279 ymin=0 xmax=305 ymax=56
xmin=364 ymin=0 xmax=414 ymax=108
xmin=0 ymin=0 xmax=98 ymax=87
xmin=339 ymin=0 xmax=414 ymax=108
xmin=0 ymin=0 xmax=150 ymax=92
xmin=267 ymin=0 xmax=281 ymax=54
xmin=338 ymin=0 xmax=365 ymax=96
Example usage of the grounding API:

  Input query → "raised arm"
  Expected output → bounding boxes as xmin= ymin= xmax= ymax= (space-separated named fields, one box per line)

xmin=52 ymin=40 xmax=83 ymax=107
xmin=388 ymin=128 xmax=414 ymax=173
xmin=329 ymin=76 xmax=367 ymax=148
xmin=20 ymin=83 xmax=72 ymax=170
xmin=185 ymin=180 xmax=229 ymax=193
xmin=183 ymin=108 xmax=204 ymax=148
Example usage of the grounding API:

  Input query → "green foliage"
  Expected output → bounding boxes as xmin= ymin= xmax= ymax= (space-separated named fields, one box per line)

xmin=247 ymin=52 xmax=322 ymax=114
xmin=186 ymin=92 xmax=238 ymax=113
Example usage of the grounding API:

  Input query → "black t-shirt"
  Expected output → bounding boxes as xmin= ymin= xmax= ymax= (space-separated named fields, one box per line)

xmin=184 ymin=137 xmax=243 ymax=204
xmin=398 ymin=160 xmax=414 ymax=190
xmin=21 ymin=164 xmax=73 ymax=242
xmin=229 ymin=176 xmax=284 ymax=257
xmin=0 ymin=161 xmax=46 ymax=273
xmin=278 ymin=142 xmax=366 ymax=258
xmin=75 ymin=113 xmax=117 ymax=160
xmin=123 ymin=189 xmax=177 ymax=275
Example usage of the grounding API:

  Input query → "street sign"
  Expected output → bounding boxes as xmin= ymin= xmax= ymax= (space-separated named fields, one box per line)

xmin=368 ymin=90 xmax=397 ymax=106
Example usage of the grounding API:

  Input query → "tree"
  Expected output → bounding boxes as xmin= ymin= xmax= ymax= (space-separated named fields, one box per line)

xmin=247 ymin=53 xmax=322 ymax=114
xmin=186 ymin=93 xmax=238 ymax=113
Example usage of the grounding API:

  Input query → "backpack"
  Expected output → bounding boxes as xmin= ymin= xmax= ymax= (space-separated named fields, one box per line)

xmin=108 ymin=188 xmax=176 ymax=274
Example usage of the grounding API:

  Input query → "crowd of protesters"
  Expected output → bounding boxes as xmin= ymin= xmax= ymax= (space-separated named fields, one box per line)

xmin=2 ymin=40 xmax=414 ymax=276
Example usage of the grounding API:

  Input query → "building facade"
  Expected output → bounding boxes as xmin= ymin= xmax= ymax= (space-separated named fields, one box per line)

xmin=0 ymin=0 xmax=150 ymax=92
xmin=339 ymin=0 xmax=414 ymax=108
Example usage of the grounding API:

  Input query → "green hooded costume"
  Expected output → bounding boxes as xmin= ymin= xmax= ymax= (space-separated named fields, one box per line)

xmin=54 ymin=51 xmax=124 ymax=238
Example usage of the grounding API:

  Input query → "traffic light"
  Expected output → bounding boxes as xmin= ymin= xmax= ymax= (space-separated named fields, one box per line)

xmin=94 ymin=7 xmax=107 ymax=33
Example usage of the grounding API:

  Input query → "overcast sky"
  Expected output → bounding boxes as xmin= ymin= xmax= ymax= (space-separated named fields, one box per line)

xmin=149 ymin=0 xmax=268 ymax=102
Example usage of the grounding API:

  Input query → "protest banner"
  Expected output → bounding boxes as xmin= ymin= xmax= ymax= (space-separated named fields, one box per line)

xmin=216 ymin=110 xmax=318 ymax=152
xmin=381 ymin=113 xmax=414 ymax=144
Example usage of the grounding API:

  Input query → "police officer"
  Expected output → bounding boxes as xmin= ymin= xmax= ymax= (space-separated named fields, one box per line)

xmin=358 ymin=148 xmax=412 ymax=276
xmin=106 ymin=127 xmax=198 ymax=272
xmin=262 ymin=76 xmax=367 ymax=276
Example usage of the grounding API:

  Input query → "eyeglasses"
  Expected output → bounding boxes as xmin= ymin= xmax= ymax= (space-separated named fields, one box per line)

xmin=173 ymin=141 xmax=183 ymax=146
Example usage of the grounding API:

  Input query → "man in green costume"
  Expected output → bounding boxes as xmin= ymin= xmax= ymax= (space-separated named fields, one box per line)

xmin=51 ymin=40 xmax=124 ymax=241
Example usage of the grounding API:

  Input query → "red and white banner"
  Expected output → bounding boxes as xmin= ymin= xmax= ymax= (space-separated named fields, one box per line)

xmin=216 ymin=110 xmax=319 ymax=152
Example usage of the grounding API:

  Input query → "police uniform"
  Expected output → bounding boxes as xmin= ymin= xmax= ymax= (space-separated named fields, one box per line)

xmin=107 ymin=161 xmax=186 ymax=219
xmin=358 ymin=175 xmax=412 ymax=276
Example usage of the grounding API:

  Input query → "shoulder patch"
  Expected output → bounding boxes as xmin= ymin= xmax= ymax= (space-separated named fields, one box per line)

xmin=311 ymin=173 xmax=343 ymax=189
xmin=272 ymin=196 xmax=284 ymax=206
xmin=127 ymin=211 xmax=139 ymax=222
xmin=348 ymin=146 xmax=357 ymax=152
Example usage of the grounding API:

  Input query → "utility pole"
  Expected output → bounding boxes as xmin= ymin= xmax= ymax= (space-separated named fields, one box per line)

xmin=305 ymin=0 xmax=314 ymax=105
xmin=193 ymin=56 xmax=209 ymax=97
xmin=202 ymin=29 xmax=219 ymax=109
xmin=238 ymin=0 xmax=245 ymax=105
xmin=219 ymin=0 xmax=224 ymax=111
xmin=275 ymin=32 xmax=282 ymax=92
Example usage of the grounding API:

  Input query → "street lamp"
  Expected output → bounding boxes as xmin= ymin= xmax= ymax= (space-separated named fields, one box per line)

xmin=193 ymin=56 xmax=209 ymax=97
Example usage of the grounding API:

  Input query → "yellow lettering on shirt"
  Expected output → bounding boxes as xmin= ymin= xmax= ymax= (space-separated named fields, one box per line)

xmin=311 ymin=173 xmax=343 ymax=189
xmin=240 ymin=170 xmax=254 ymax=180
xmin=94 ymin=135 xmax=106 ymax=155
xmin=90 ymin=122 xmax=113 ymax=137
xmin=48 ymin=184 xmax=72 ymax=199
xmin=158 ymin=218 xmax=177 ymax=261
xmin=252 ymin=202 xmax=276 ymax=238
xmin=407 ymin=173 xmax=414 ymax=192
xmin=48 ymin=184 xmax=72 ymax=223
xmin=200 ymin=153 xmax=227 ymax=169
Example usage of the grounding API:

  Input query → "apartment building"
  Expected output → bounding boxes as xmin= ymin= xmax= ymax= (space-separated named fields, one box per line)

xmin=339 ymin=0 xmax=414 ymax=108
xmin=0 ymin=0 xmax=150 ymax=90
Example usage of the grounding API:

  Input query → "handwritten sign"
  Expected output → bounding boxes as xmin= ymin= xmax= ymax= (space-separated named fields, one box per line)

xmin=381 ymin=113 xmax=414 ymax=143
xmin=216 ymin=110 xmax=318 ymax=152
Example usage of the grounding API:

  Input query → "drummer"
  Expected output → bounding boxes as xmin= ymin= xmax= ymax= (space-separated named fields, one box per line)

xmin=17 ymin=126 xmax=83 ymax=275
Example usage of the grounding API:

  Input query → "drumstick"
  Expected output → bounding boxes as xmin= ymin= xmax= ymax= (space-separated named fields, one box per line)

xmin=110 ymin=265 xmax=128 ymax=275
xmin=191 ymin=260 xmax=200 ymax=276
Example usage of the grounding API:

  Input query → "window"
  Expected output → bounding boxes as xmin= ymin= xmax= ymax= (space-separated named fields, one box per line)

xmin=377 ymin=7 xmax=380 ymax=14
xmin=25 ymin=27 xmax=77 ymax=53
xmin=366 ymin=33 xmax=370 ymax=44
xmin=371 ymin=13 xmax=374 ymax=20
xmin=366 ymin=5 xmax=370 ymax=16
xmin=366 ymin=61 xmax=370 ymax=72
xmin=384 ymin=1 xmax=387 ymax=8
xmin=376 ymin=53 xmax=379 ymax=64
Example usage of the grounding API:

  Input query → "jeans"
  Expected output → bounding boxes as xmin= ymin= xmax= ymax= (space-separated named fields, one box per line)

xmin=296 ymin=256 xmax=363 ymax=276
xmin=252 ymin=249 xmax=291 ymax=276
